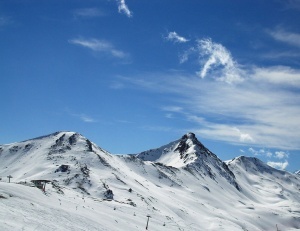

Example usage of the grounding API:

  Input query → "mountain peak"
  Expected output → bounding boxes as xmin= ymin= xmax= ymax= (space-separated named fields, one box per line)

xmin=136 ymin=133 xmax=240 ymax=189
xmin=182 ymin=132 xmax=196 ymax=139
xmin=136 ymin=132 xmax=215 ymax=168
xmin=175 ymin=132 xmax=205 ymax=155
xmin=136 ymin=132 xmax=205 ymax=168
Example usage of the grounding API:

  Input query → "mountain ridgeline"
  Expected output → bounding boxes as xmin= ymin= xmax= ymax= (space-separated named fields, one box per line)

xmin=0 ymin=131 xmax=300 ymax=231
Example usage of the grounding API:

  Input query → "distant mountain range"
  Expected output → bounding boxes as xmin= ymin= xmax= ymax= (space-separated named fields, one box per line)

xmin=0 ymin=131 xmax=299 ymax=231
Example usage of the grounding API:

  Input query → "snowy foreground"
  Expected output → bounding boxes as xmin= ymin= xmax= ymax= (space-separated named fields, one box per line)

xmin=0 ymin=131 xmax=300 ymax=231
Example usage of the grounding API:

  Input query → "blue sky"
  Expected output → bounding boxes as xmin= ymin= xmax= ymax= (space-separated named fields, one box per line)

xmin=1 ymin=0 xmax=300 ymax=172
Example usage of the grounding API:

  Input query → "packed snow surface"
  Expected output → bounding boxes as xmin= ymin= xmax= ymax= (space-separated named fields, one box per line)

xmin=0 ymin=131 xmax=300 ymax=230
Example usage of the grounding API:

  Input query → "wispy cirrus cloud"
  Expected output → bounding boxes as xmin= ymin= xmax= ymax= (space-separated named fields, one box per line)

xmin=69 ymin=38 xmax=128 ymax=59
xmin=179 ymin=38 xmax=244 ymax=84
xmin=118 ymin=64 xmax=300 ymax=150
xmin=262 ymin=51 xmax=300 ymax=60
xmin=162 ymin=106 xmax=183 ymax=113
xmin=66 ymin=109 xmax=97 ymax=123
xmin=78 ymin=114 xmax=97 ymax=123
xmin=110 ymin=81 xmax=126 ymax=89
xmin=196 ymin=39 xmax=244 ymax=83
xmin=170 ymin=35 xmax=300 ymax=85
xmin=116 ymin=0 xmax=132 ymax=18
xmin=165 ymin=32 xmax=189 ymax=43
xmin=268 ymin=28 xmax=300 ymax=48
xmin=73 ymin=8 xmax=105 ymax=18
xmin=119 ymin=36 xmax=300 ymax=150
xmin=253 ymin=66 xmax=300 ymax=88
xmin=162 ymin=106 xmax=183 ymax=119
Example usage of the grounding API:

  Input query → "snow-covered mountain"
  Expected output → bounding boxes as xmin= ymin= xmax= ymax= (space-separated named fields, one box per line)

xmin=137 ymin=132 xmax=240 ymax=190
xmin=1 ymin=131 xmax=300 ymax=231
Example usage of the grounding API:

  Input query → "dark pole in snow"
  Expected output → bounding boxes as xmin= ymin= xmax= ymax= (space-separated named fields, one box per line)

xmin=7 ymin=175 xmax=12 ymax=183
xmin=146 ymin=215 xmax=151 ymax=230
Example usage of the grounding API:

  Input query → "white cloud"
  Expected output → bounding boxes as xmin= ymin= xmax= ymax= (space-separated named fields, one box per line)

xmin=165 ymin=32 xmax=189 ymax=43
xmin=179 ymin=47 xmax=196 ymax=64
xmin=117 ymin=0 xmax=132 ymax=18
xmin=267 ymin=160 xmax=289 ymax=170
xmin=186 ymin=115 xmax=206 ymax=124
xmin=239 ymin=133 xmax=254 ymax=142
xmin=165 ymin=113 xmax=174 ymax=119
xmin=178 ymin=37 xmax=300 ymax=86
xmin=253 ymin=66 xmax=300 ymax=88
xmin=79 ymin=115 xmax=97 ymax=123
xmin=120 ymin=68 xmax=300 ymax=150
xmin=234 ymin=128 xmax=254 ymax=143
xmin=262 ymin=51 xmax=300 ymax=60
xmin=266 ymin=151 xmax=273 ymax=158
xmin=248 ymin=148 xmax=273 ymax=157
xmin=179 ymin=38 xmax=244 ymax=84
xmin=274 ymin=151 xmax=289 ymax=159
xmin=110 ymin=81 xmax=126 ymax=89
xmin=69 ymin=38 xmax=128 ymax=59
xmin=268 ymin=29 xmax=300 ymax=48
xmin=73 ymin=8 xmax=104 ymax=18
xmin=249 ymin=147 xmax=255 ymax=152
xmin=162 ymin=106 xmax=183 ymax=112
xmin=248 ymin=148 xmax=288 ymax=160
xmin=67 ymin=109 xmax=97 ymax=123
xmin=119 ymin=32 xmax=300 ymax=150
xmin=196 ymin=38 xmax=244 ymax=83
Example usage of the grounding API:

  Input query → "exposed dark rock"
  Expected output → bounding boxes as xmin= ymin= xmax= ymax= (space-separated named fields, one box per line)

xmin=9 ymin=146 xmax=21 ymax=153
xmin=55 ymin=165 xmax=70 ymax=173
xmin=80 ymin=165 xmax=90 ymax=177
xmin=86 ymin=139 xmax=93 ymax=152
xmin=55 ymin=134 xmax=66 ymax=146
xmin=104 ymin=189 xmax=114 ymax=200
xmin=68 ymin=134 xmax=78 ymax=145
xmin=24 ymin=143 xmax=33 ymax=152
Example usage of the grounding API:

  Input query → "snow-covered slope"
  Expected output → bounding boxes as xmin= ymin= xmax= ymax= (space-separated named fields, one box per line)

xmin=226 ymin=156 xmax=300 ymax=229
xmin=0 ymin=132 xmax=300 ymax=231
xmin=227 ymin=156 xmax=300 ymax=200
